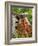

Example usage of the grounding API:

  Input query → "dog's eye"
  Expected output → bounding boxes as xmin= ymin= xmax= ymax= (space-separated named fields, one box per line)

xmin=16 ymin=21 xmax=18 ymax=23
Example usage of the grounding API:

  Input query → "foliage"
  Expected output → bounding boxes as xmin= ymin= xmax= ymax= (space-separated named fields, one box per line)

xmin=11 ymin=7 xmax=32 ymax=15
xmin=27 ymin=15 xmax=32 ymax=25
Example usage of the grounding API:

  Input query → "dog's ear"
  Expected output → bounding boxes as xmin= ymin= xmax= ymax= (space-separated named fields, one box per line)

xmin=16 ymin=16 xmax=20 ymax=20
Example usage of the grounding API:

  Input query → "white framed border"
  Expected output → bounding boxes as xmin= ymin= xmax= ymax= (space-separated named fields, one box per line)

xmin=5 ymin=2 xmax=37 ymax=44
